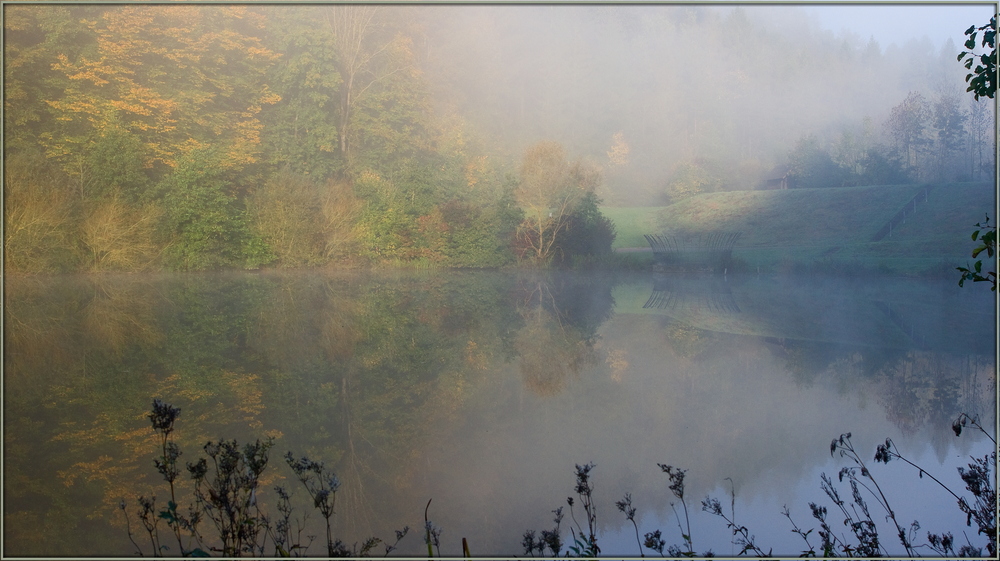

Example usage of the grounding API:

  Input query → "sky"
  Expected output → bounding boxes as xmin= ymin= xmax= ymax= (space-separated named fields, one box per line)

xmin=804 ymin=4 xmax=996 ymax=51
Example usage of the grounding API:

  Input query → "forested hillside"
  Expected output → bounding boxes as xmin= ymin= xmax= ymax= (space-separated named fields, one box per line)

xmin=4 ymin=5 xmax=992 ymax=272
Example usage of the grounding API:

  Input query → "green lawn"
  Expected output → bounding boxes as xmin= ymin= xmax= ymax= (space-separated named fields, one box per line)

xmin=603 ymin=182 xmax=995 ymax=275
xmin=600 ymin=206 xmax=665 ymax=249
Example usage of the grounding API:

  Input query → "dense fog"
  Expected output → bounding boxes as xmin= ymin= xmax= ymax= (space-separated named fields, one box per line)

xmin=414 ymin=5 xmax=992 ymax=202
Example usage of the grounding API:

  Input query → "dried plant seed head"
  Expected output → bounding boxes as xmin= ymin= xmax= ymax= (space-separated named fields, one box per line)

xmin=149 ymin=399 xmax=180 ymax=434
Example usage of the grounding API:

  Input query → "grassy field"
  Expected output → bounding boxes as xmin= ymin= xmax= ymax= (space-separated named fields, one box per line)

xmin=603 ymin=182 xmax=996 ymax=275
xmin=601 ymin=206 xmax=664 ymax=249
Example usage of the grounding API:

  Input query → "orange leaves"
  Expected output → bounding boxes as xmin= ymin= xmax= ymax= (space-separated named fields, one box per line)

xmin=110 ymin=84 xmax=177 ymax=122
xmin=46 ymin=98 xmax=101 ymax=119
xmin=222 ymin=371 xmax=265 ymax=430
xmin=52 ymin=54 xmax=112 ymax=86
xmin=58 ymin=455 xmax=115 ymax=487
xmin=258 ymin=88 xmax=282 ymax=107
xmin=44 ymin=5 xmax=279 ymax=171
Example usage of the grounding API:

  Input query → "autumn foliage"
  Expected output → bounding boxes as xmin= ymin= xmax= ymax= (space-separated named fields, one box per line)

xmin=4 ymin=4 xmax=611 ymax=272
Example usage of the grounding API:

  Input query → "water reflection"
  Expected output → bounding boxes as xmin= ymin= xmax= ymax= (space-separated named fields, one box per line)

xmin=634 ymin=274 xmax=994 ymax=353
xmin=513 ymin=273 xmax=614 ymax=396
xmin=3 ymin=271 xmax=994 ymax=556
xmin=644 ymin=275 xmax=742 ymax=314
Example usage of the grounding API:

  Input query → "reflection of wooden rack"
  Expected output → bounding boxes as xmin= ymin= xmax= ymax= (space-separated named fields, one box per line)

xmin=642 ymin=288 xmax=741 ymax=314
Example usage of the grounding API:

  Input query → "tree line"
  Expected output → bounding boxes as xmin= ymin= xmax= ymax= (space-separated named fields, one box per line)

xmin=5 ymin=5 xmax=990 ymax=272
xmin=663 ymin=88 xmax=995 ymax=203
xmin=4 ymin=5 xmax=614 ymax=273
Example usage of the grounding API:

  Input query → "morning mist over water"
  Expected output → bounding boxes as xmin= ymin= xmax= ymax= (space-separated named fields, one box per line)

xmin=3 ymin=271 xmax=995 ymax=556
xmin=4 ymin=1 xmax=997 ymax=558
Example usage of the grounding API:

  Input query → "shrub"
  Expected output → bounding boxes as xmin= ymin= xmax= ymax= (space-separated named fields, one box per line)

xmin=552 ymin=191 xmax=617 ymax=267
xmin=80 ymin=194 xmax=162 ymax=271
xmin=159 ymin=149 xmax=272 ymax=271
xmin=3 ymin=151 xmax=79 ymax=273
xmin=246 ymin=170 xmax=328 ymax=267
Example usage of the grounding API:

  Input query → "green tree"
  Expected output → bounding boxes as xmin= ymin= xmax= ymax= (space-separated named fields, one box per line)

xmin=322 ymin=6 xmax=412 ymax=163
xmin=553 ymin=191 xmax=617 ymax=267
xmin=884 ymin=91 xmax=930 ymax=175
xmin=81 ymin=116 xmax=152 ymax=203
xmin=258 ymin=7 xmax=344 ymax=179
xmin=352 ymin=170 xmax=420 ymax=261
xmin=929 ymin=92 xmax=967 ymax=181
xmin=346 ymin=36 xmax=433 ymax=176
xmin=787 ymin=136 xmax=849 ymax=189
xmin=159 ymin=149 xmax=272 ymax=271
xmin=852 ymin=148 xmax=913 ymax=186
xmin=832 ymin=121 xmax=912 ymax=186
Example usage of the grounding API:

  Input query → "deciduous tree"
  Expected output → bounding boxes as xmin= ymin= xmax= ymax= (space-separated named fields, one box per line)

xmin=258 ymin=7 xmax=343 ymax=179
xmin=929 ymin=92 xmax=967 ymax=181
xmin=42 ymin=5 xmax=280 ymax=174
xmin=787 ymin=136 xmax=849 ymax=189
xmin=514 ymin=141 xmax=598 ymax=263
xmin=323 ymin=6 xmax=413 ymax=163
xmin=884 ymin=91 xmax=930 ymax=175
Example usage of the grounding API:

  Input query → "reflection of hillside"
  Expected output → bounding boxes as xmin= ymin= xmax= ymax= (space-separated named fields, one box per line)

xmin=5 ymin=271 xmax=995 ymax=557
xmin=620 ymin=275 xmax=993 ymax=353
xmin=419 ymin=306 xmax=995 ymax=556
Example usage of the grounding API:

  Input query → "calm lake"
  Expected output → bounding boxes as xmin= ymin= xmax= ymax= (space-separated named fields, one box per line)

xmin=4 ymin=270 xmax=996 ymax=557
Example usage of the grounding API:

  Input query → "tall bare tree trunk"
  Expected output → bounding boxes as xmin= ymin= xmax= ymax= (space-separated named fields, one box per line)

xmin=326 ymin=5 xmax=378 ymax=161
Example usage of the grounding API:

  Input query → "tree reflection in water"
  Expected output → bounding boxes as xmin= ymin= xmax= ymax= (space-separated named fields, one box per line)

xmin=2 ymin=271 xmax=994 ymax=556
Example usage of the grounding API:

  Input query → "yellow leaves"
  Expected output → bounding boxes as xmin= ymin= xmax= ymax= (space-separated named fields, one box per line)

xmin=223 ymin=371 xmax=265 ymax=429
xmin=258 ymin=89 xmax=282 ymax=106
xmin=465 ymin=155 xmax=489 ymax=188
xmin=52 ymin=54 xmax=112 ymax=86
xmin=108 ymin=99 xmax=149 ymax=117
xmin=112 ymin=84 xmax=177 ymax=120
xmin=607 ymin=131 xmax=630 ymax=167
xmin=360 ymin=169 xmax=383 ymax=184
xmin=43 ymin=5 xmax=279 ymax=172
xmin=45 ymin=97 xmax=100 ymax=118
xmin=246 ymin=46 xmax=278 ymax=61
xmin=58 ymin=455 xmax=115 ymax=487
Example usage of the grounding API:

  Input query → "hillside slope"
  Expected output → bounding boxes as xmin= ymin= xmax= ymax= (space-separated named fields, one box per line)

xmin=605 ymin=182 xmax=995 ymax=274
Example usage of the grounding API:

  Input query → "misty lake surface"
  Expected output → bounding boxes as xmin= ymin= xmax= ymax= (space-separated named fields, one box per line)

xmin=4 ymin=269 xmax=995 ymax=557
